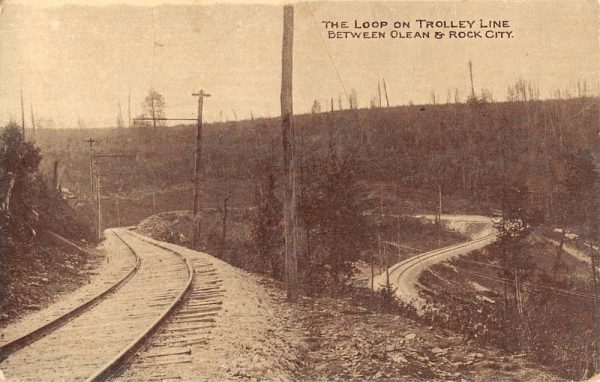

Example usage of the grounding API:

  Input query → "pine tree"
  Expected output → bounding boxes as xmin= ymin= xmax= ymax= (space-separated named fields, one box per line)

xmin=299 ymin=153 xmax=373 ymax=291
xmin=253 ymin=172 xmax=284 ymax=280
xmin=492 ymin=184 xmax=538 ymax=314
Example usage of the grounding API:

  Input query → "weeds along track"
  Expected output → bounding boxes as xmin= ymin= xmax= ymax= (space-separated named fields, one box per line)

xmin=0 ymin=228 xmax=193 ymax=381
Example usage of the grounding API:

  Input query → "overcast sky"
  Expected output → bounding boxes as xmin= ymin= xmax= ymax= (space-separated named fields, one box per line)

xmin=0 ymin=0 xmax=598 ymax=128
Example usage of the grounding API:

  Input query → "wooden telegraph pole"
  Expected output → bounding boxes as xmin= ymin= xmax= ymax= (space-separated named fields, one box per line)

xmin=20 ymin=90 xmax=25 ymax=137
xmin=281 ymin=5 xmax=299 ymax=302
xmin=30 ymin=104 xmax=36 ymax=143
xmin=96 ymin=174 xmax=102 ymax=241
xmin=382 ymin=78 xmax=390 ymax=107
xmin=84 ymin=138 xmax=99 ymax=195
xmin=468 ymin=61 xmax=476 ymax=101
xmin=192 ymin=90 xmax=210 ymax=246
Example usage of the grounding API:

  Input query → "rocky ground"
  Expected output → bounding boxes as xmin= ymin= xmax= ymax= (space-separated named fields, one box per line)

xmin=134 ymin=211 xmax=562 ymax=381
xmin=290 ymin=291 xmax=558 ymax=381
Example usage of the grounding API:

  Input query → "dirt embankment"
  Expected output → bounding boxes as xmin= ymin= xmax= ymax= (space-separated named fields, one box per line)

xmin=294 ymin=292 xmax=557 ymax=381
xmin=138 ymin=212 xmax=558 ymax=381
xmin=419 ymin=237 xmax=596 ymax=380
xmin=0 ymin=227 xmax=105 ymax=328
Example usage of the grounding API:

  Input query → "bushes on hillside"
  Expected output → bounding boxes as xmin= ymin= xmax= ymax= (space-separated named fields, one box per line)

xmin=0 ymin=122 xmax=91 ymax=243
xmin=297 ymin=152 xmax=374 ymax=294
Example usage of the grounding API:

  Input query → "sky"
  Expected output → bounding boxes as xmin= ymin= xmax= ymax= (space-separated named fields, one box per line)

xmin=0 ymin=0 xmax=598 ymax=128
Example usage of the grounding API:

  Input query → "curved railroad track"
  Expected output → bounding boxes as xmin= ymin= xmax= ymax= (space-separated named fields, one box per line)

xmin=0 ymin=228 xmax=194 ymax=381
xmin=114 ymin=232 xmax=224 ymax=381
xmin=0 ymin=232 xmax=141 ymax=361
xmin=374 ymin=234 xmax=498 ymax=308
xmin=391 ymin=234 xmax=498 ymax=283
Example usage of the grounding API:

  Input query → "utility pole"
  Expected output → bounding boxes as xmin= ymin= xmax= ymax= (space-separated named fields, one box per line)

xmin=96 ymin=174 xmax=102 ymax=241
xmin=151 ymin=90 xmax=157 ymax=138
xmin=281 ymin=4 xmax=298 ymax=302
xmin=117 ymin=102 xmax=124 ymax=128
xmin=152 ymin=191 xmax=157 ymax=214
xmin=397 ymin=214 xmax=401 ymax=259
xmin=52 ymin=160 xmax=59 ymax=193
xmin=191 ymin=89 xmax=210 ymax=246
xmin=84 ymin=138 xmax=99 ymax=196
xmin=116 ymin=197 xmax=121 ymax=227
xmin=221 ymin=192 xmax=231 ymax=248
xmin=438 ymin=184 xmax=443 ymax=246
xmin=382 ymin=78 xmax=390 ymax=107
xmin=30 ymin=104 xmax=36 ymax=143
xmin=380 ymin=184 xmax=389 ymax=287
xmin=20 ymin=81 xmax=25 ymax=137
xmin=328 ymin=97 xmax=335 ymax=151
xmin=378 ymin=81 xmax=382 ymax=108
xmin=128 ymin=87 xmax=131 ymax=128
xmin=468 ymin=60 xmax=476 ymax=101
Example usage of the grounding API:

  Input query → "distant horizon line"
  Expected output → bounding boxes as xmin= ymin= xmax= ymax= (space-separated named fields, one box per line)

xmin=4 ymin=94 xmax=597 ymax=130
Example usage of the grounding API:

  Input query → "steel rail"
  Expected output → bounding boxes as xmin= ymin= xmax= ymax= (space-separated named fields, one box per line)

xmin=0 ymin=231 xmax=141 ymax=361
xmin=388 ymin=234 xmax=499 ymax=283
xmin=85 ymin=229 xmax=195 ymax=382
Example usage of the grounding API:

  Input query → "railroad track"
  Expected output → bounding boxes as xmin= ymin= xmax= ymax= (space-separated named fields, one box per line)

xmin=389 ymin=234 xmax=498 ymax=284
xmin=373 ymin=234 xmax=498 ymax=308
xmin=113 ymin=232 xmax=224 ymax=381
xmin=0 ymin=228 xmax=195 ymax=381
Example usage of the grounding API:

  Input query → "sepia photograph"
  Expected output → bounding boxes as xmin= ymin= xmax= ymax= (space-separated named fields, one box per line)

xmin=0 ymin=0 xmax=598 ymax=380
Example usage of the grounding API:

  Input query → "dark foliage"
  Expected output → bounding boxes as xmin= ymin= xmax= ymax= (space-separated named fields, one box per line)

xmin=298 ymin=152 xmax=374 ymax=293
xmin=0 ymin=122 xmax=91 ymax=242
xmin=252 ymin=171 xmax=284 ymax=280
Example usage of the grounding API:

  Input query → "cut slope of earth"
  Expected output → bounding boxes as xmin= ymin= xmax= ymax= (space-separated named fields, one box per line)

xmin=0 ymin=231 xmax=106 ymax=329
xmin=138 ymin=212 xmax=559 ymax=381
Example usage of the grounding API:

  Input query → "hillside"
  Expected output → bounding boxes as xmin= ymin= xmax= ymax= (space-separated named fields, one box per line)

xmin=32 ymin=97 xmax=599 ymax=230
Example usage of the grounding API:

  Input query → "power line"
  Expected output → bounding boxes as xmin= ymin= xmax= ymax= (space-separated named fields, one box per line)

xmin=303 ymin=3 xmax=350 ymax=103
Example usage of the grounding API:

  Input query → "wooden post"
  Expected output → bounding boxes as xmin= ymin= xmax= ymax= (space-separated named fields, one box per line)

xmin=438 ymin=184 xmax=442 ymax=246
xmin=30 ymin=104 xmax=36 ymax=143
xmin=128 ymin=87 xmax=131 ymax=128
xmin=382 ymin=78 xmax=390 ymax=107
xmin=468 ymin=61 xmax=476 ymax=101
xmin=221 ymin=193 xmax=230 ymax=248
xmin=281 ymin=5 xmax=298 ymax=302
xmin=52 ymin=160 xmax=59 ymax=193
xmin=379 ymin=184 xmax=389 ymax=287
xmin=96 ymin=176 xmax=102 ymax=241
xmin=151 ymin=90 xmax=157 ymax=138
xmin=20 ymin=79 xmax=25 ymax=137
xmin=84 ymin=138 xmax=98 ymax=196
xmin=192 ymin=90 xmax=210 ymax=246
xmin=397 ymin=214 xmax=401 ymax=259
xmin=152 ymin=191 xmax=156 ymax=215
xmin=116 ymin=197 xmax=121 ymax=227
xmin=378 ymin=82 xmax=382 ymax=107
xmin=329 ymin=97 xmax=335 ymax=151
